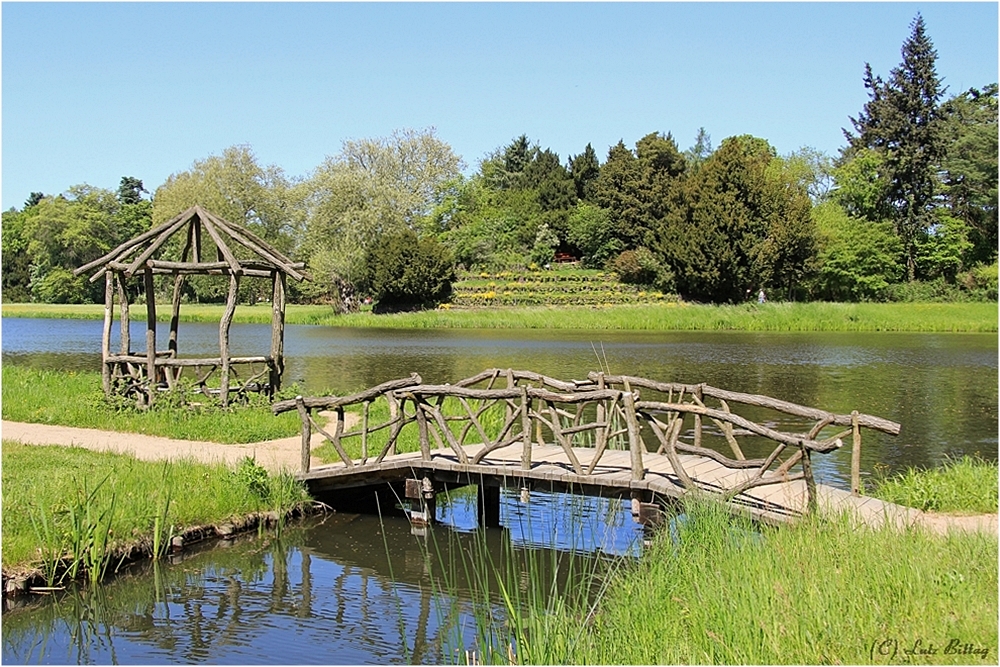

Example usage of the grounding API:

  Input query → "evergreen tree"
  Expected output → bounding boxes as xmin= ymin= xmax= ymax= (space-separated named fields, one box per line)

xmin=569 ymin=143 xmax=601 ymax=201
xmin=843 ymin=14 xmax=945 ymax=280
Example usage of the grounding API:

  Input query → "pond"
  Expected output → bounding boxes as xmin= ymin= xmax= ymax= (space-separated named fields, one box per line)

xmin=2 ymin=488 xmax=641 ymax=664
xmin=2 ymin=317 xmax=997 ymax=663
xmin=3 ymin=317 xmax=997 ymax=481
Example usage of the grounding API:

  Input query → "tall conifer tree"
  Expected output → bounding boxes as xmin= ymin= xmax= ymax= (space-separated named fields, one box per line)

xmin=844 ymin=14 xmax=945 ymax=280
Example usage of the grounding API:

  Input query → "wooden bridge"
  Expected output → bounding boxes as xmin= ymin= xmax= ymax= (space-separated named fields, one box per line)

xmin=273 ymin=369 xmax=915 ymax=528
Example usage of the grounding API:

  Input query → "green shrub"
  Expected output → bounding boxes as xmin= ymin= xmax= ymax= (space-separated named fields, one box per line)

xmin=610 ymin=247 xmax=674 ymax=292
xmin=359 ymin=229 xmax=455 ymax=312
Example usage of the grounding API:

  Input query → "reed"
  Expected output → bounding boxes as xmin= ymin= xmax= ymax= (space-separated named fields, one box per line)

xmin=521 ymin=500 xmax=998 ymax=664
xmin=1 ymin=365 xmax=300 ymax=443
xmin=2 ymin=441 xmax=309 ymax=575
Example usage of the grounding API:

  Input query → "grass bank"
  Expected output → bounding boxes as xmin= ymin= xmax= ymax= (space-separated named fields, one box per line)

xmin=462 ymin=500 xmax=997 ymax=665
xmin=869 ymin=455 xmax=999 ymax=514
xmin=4 ymin=300 xmax=996 ymax=332
xmin=1 ymin=365 xmax=299 ymax=443
xmin=1 ymin=442 xmax=309 ymax=581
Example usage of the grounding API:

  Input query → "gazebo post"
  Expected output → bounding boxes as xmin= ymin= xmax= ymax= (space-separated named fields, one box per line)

xmin=102 ymin=272 xmax=114 ymax=396
xmin=144 ymin=266 xmax=157 ymax=405
xmin=116 ymin=271 xmax=130 ymax=355
xmin=219 ymin=272 xmax=240 ymax=408
xmin=269 ymin=270 xmax=286 ymax=395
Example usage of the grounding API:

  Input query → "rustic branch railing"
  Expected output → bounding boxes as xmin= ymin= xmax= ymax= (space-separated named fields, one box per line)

xmin=273 ymin=368 xmax=901 ymax=510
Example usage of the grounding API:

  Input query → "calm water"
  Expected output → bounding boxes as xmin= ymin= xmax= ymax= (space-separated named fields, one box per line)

xmin=2 ymin=489 xmax=638 ymax=664
xmin=2 ymin=317 xmax=997 ymax=663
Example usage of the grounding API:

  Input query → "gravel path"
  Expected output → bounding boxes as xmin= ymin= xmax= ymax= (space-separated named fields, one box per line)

xmin=2 ymin=413 xmax=358 ymax=474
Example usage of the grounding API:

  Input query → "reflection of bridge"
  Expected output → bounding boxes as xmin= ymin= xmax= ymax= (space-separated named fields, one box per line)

xmin=274 ymin=369 xmax=918 ymax=528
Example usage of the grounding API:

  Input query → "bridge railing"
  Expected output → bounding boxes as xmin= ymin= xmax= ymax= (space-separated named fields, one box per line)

xmin=273 ymin=369 xmax=900 ymax=511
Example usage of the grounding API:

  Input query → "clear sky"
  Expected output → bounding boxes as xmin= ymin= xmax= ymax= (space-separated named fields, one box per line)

xmin=2 ymin=2 xmax=997 ymax=210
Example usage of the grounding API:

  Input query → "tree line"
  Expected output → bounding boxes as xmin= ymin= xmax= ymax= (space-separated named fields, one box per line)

xmin=3 ymin=15 xmax=995 ymax=308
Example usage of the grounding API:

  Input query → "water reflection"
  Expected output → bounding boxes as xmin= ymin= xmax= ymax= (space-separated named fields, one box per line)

xmin=1 ymin=488 xmax=642 ymax=665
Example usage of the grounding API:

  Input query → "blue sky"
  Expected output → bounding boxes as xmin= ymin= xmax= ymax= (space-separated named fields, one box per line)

xmin=3 ymin=2 xmax=997 ymax=210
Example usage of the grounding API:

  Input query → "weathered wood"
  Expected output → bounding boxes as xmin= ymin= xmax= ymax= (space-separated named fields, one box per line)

xmin=218 ymin=272 xmax=239 ymax=407
xmin=521 ymin=387 xmax=532 ymax=471
xmin=717 ymin=399 xmax=746 ymax=460
xmin=102 ymin=272 xmax=114 ymax=396
xmin=199 ymin=213 xmax=242 ymax=277
xmin=693 ymin=384 xmax=704 ymax=449
xmin=107 ymin=355 xmax=270 ymax=366
xmin=273 ymin=374 xmax=422 ymax=414
xmin=75 ymin=206 xmax=197 ymax=277
xmin=647 ymin=415 xmax=696 ymax=490
xmin=270 ymin=271 xmax=286 ymax=393
xmin=415 ymin=400 xmax=432 ymax=462
xmin=622 ymin=387 xmax=645 ymax=481
xmin=592 ymin=372 xmax=901 ymax=435
xmin=637 ymin=400 xmax=842 ymax=453
xmin=309 ymin=408 xmax=354 ymax=468
xmin=116 ymin=272 xmax=130 ymax=355
xmin=202 ymin=209 xmax=306 ymax=281
xmin=168 ymin=273 xmax=185 ymax=358
xmin=295 ymin=397 xmax=311 ymax=473
xmin=361 ymin=401 xmax=369 ymax=463
xmin=144 ymin=267 xmax=157 ymax=401
xmin=851 ymin=410 xmax=862 ymax=496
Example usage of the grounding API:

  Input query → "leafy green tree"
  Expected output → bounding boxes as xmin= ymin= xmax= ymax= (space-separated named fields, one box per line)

xmin=1 ymin=207 xmax=32 ymax=301
xmin=843 ymin=14 xmax=945 ymax=280
xmin=359 ymin=229 xmax=455 ymax=311
xmin=831 ymin=148 xmax=888 ymax=221
xmin=301 ymin=128 xmax=462 ymax=300
xmin=809 ymin=202 xmax=904 ymax=301
xmin=658 ymin=135 xmax=815 ymax=303
xmin=939 ymin=84 xmax=998 ymax=265
xmin=566 ymin=202 xmax=620 ymax=268
xmin=154 ymin=144 xmax=302 ymax=256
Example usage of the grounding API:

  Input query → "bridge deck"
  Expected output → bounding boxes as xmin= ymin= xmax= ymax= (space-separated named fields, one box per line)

xmin=298 ymin=444 xmax=920 ymax=529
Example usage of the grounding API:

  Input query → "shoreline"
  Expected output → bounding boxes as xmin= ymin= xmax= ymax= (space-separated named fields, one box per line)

xmin=3 ymin=301 xmax=997 ymax=333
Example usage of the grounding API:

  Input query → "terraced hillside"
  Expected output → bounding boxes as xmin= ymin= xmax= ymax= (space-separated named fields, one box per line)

xmin=450 ymin=268 xmax=671 ymax=307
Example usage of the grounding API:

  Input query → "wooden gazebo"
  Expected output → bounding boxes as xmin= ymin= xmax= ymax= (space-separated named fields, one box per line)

xmin=74 ymin=205 xmax=308 ymax=407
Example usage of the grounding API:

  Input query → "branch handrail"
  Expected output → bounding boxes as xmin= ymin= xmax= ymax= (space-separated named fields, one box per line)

xmin=278 ymin=369 xmax=899 ymax=509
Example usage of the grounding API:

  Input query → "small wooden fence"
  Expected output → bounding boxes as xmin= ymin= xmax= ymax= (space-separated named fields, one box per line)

xmin=273 ymin=369 xmax=901 ymax=510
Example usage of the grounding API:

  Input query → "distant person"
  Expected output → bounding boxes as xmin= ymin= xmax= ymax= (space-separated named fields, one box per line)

xmin=758 ymin=289 xmax=766 ymax=304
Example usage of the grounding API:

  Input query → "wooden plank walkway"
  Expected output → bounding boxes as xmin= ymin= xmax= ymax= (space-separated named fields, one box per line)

xmin=298 ymin=443 xmax=922 ymax=530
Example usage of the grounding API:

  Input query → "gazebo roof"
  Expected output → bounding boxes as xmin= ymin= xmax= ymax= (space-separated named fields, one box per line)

xmin=74 ymin=205 xmax=307 ymax=283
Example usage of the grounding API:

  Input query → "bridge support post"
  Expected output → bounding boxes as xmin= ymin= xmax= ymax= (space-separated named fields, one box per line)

xmin=478 ymin=483 xmax=501 ymax=529
xmin=405 ymin=477 xmax=437 ymax=525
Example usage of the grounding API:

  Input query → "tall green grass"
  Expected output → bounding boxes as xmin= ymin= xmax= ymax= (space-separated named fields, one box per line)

xmin=2 ymin=365 xmax=299 ymax=443
xmin=2 ymin=441 xmax=310 ymax=576
xmin=5 ymin=301 xmax=996 ymax=332
xmin=495 ymin=501 xmax=997 ymax=664
xmin=869 ymin=455 xmax=999 ymax=514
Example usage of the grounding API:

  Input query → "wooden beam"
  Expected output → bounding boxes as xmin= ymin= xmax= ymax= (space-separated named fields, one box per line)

xmin=102 ymin=272 xmax=114 ymax=396
xmin=144 ymin=267 xmax=157 ymax=404
xmin=218 ymin=272 xmax=240 ymax=407
xmin=74 ymin=206 xmax=197 ymax=277
xmin=201 ymin=209 xmax=306 ymax=281
xmin=198 ymin=210 xmax=243 ymax=277
xmin=269 ymin=271 xmax=286 ymax=393
xmin=123 ymin=214 xmax=195 ymax=278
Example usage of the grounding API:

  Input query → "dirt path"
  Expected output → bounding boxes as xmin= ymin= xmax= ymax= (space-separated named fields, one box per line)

xmin=2 ymin=412 xmax=359 ymax=474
